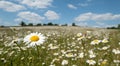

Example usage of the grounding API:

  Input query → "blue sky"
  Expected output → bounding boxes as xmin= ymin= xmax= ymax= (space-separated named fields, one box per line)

xmin=0 ymin=0 xmax=120 ymax=27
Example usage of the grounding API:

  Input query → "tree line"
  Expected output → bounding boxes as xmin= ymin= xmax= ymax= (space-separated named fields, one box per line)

xmin=107 ymin=24 xmax=120 ymax=29
xmin=20 ymin=21 xmax=76 ymax=26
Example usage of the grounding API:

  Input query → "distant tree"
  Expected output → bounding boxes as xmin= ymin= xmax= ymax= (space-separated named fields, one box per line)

xmin=111 ymin=27 xmax=116 ymax=29
xmin=43 ymin=24 xmax=47 ymax=26
xmin=54 ymin=24 xmax=58 ymax=26
xmin=0 ymin=25 xmax=4 ymax=28
xmin=47 ymin=22 xmax=53 ymax=26
xmin=72 ymin=23 xmax=76 ymax=26
xmin=20 ymin=21 xmax=26 ymax=26
xmin=117 ymin=24 xmax=120 ymax=29
xmin=36 ymin=23 xmax=42 ymax=26
xmin=107 ymin=27 xmax=110 ymax=29
xmin=107 ymin=24 xmax=120 ymax=29
xmin=28 ymin=23 xmax=33 ymax=26
xmin=62 ymin=24 xmax=67 ymax=26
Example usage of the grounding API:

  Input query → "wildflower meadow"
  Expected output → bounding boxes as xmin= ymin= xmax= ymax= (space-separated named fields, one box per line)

xmin=0 ymin=26 xmax=120 ymax=66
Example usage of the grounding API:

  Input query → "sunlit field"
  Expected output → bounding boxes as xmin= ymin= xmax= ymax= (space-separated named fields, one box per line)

xmin=0 ymin=26 xmax=120 ymax=66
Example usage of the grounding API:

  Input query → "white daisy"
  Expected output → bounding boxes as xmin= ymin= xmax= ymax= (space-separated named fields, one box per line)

xmin=89 ymin=54 xmax=96 ymax=58
xmin=101 ymin=46 xmax=110 ymax=50
xmin=112 ymin=49 xmax=120 ymax=54
xmin=77 ymin=36 xmax=85 ymax=40
xmin=119 ymin=42 xmax=120 ymax=45
xmin=86 ymin=31 xmax=92 ymax=34
xmin=77 ymin=33 xmax=82 ymax=37
xmin=86 ymin=60 xmax=96 ymax=65
xmin=90 ymin=39 xmax=101 ymax=45
xmin=24 ymin=32 xmax=46 ymax=47
xmin=65 ymin=53 xmax=76 ymax=58
xmin=102 ymin=38 xmax=109 ymax=43
xmin=61 ymin=60 xmax=68 ymax=65
xmin=113 ymin=60 xmax=120 ymax=63
xmin=88 ymin=50 xmax=96 ymax=58
xmin=78 ymin=52 xmax=84 ymax=58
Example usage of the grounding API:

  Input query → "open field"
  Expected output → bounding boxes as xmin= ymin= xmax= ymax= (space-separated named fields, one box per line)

xmin=0 ymin=26 xmax=120 ymax=66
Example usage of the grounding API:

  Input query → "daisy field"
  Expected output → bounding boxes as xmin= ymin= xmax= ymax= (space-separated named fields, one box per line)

xmin=0 ymin=26 xmax=120 ymax=66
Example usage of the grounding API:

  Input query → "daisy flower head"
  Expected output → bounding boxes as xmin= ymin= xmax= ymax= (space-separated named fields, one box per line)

xmin=77 ymin=33 xmax=82 ymax=37
xmin=24 ymin=32 xmax=46 ymax=47
xmin=86 ymin=59 xmax=96 ymax=65
xmin=86 ymin=31 xmax=92 ymax=34
xmin=100 ymin=60 xmax=107 ymax=66
xmin=90 ymin=39 xmax=101 ymax=45
xmin=61 ymin=60 xmax=68 ymax=65
xmin=119 ymin=42 xmax=120 ymax=45
xmin=65 ymin=53 xmax=75 ymax=58
xmin=77 ymin=36 xmax=85 ymax=40
xmin=78 ymin=52 xmax=84 ymax=58
xmin=102 ymin=38 xmax=109 ymax=43
xmin=112 ymin=49 xmax=120 ymax=54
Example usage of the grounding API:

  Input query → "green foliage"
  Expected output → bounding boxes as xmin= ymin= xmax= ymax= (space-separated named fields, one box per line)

xmin=43 ymin=24 xmax=47 ymax=26
xmin=19 ymin=21 xmax=68 ymax=26
xmin=54 ymin=24 xmax=58 ymax=26
xmin=62 ymin=24 xmax=67 ymax=26
xmin=0 ymin=25 xmax=4 ymax=28
xmin=72 ymin=23 xmax=76 ymax=26
xmin=47 ymin=22 xmax=53 ymax=26
xmin=28 ymin=23 xmax=33 ymax=26
xmin=20 ymin=21 xmax=26 ymax=26
xmin=107 ymin=24 xmax=120 ymax=29
xmin=36 ymin=23 xmax=42 ymax=26
xmin=117 ymin=24 xmax=120 ymax=28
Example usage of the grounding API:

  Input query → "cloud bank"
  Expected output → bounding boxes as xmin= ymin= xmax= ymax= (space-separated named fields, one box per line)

xmin=75 ymin=12 xmax=120 ymax=22
xmin=15 ymin=11 xmax=45 ymax=23
xmin=20 ymin=0 xmax=53 ymax=9
xmin=0 ymin=1 xmax=25 ymax=12
xmin=68 ymin=4 xmax=77 ymax=9
xmin=44 ymin=10 xmax=60 ymax=20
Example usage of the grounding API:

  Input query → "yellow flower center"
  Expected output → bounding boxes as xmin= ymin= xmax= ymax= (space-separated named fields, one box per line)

xmin=101 ymin=61 xmax=107 ymax=65
xmin=30 ymin=35 xmax=39 ymax=42
xmin=94 ymin=40 xmax=98 ymax=42
xmin=102 ymin=39 xmax=108 ymax=43
xmin=90 ymin=60 xmax=93 ymax=62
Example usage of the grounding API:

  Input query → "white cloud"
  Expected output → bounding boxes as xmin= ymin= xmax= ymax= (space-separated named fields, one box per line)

xmin=20 ymin=0 xmax=53 ymax=8
xmin=68 ymin=4 xmax=77 ymax=9
xmin=78 ymin=0 xmax=92 ymax=7
xmin=75 ymin=12 xmax=92 ymax=22
xmin=44 ymin=10 xmax=60 ymax=20
xmin=16 ymin=11 xmax=45 ymax=23
xmin=0 ymin=1 xmax=25 ymax=12
xmin=75 ymin=12 xmax=120 ymax=22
